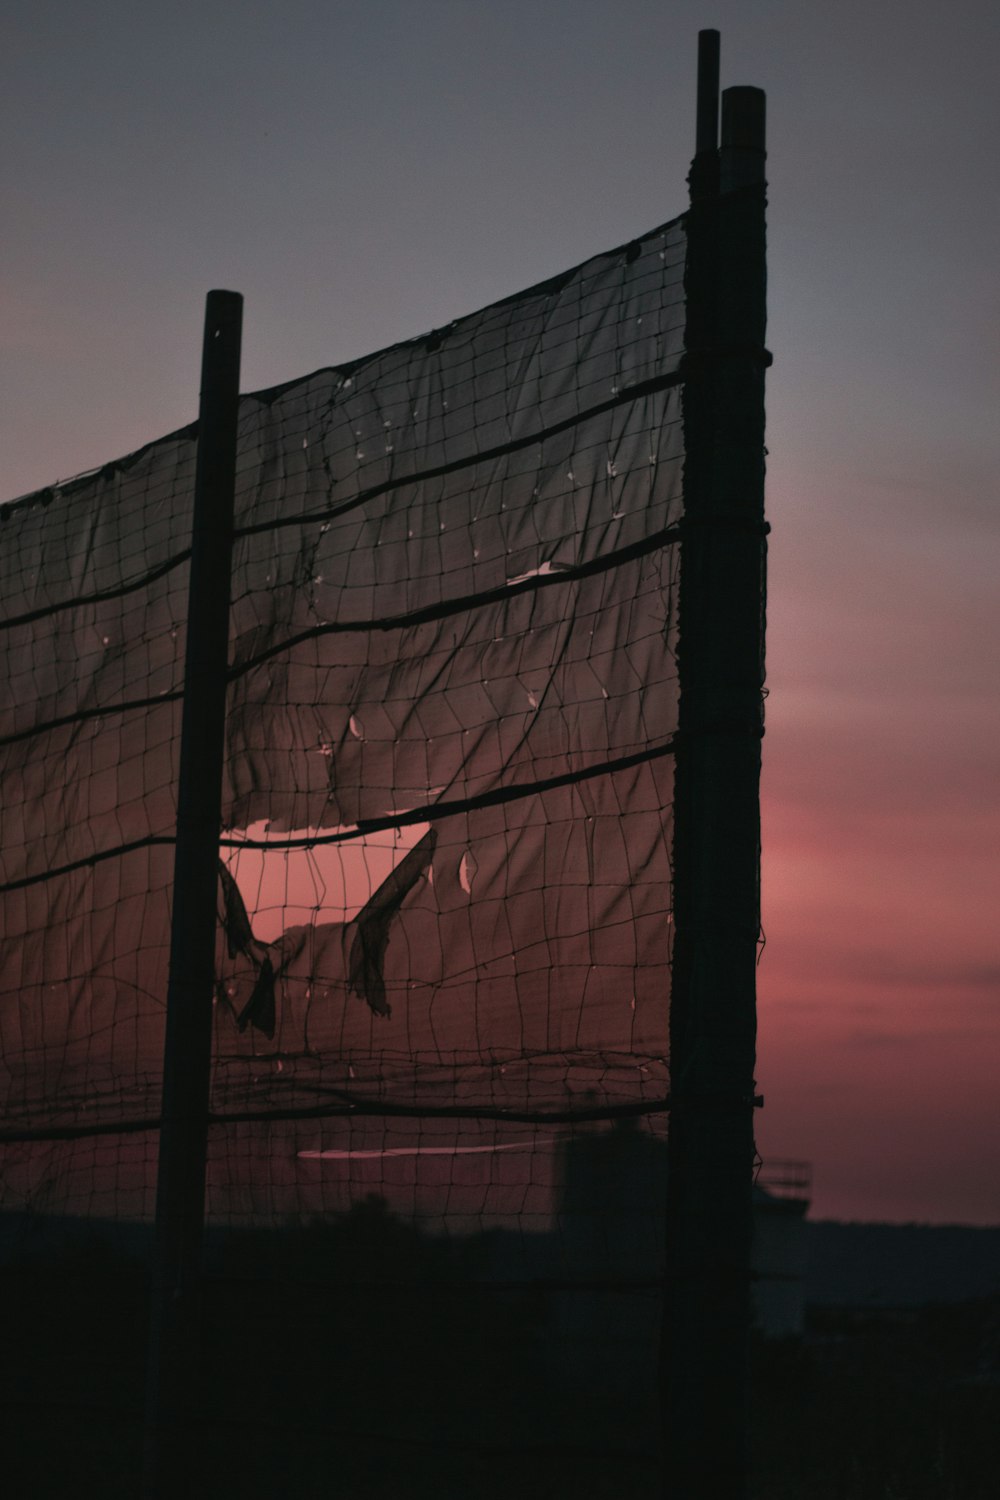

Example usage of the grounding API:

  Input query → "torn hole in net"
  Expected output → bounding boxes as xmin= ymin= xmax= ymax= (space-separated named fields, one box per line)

xmin=458 ymin=850 xmax=478 ymax=895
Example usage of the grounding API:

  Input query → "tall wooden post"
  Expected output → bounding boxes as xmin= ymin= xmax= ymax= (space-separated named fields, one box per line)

xmin=662 ymin=30 xmax=768 ymax=1500
xmin=142 ymin=290 xmax=243 ymax=1498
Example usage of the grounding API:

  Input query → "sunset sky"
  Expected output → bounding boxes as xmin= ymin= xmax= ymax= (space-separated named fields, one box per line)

xmin=2 ymin=0 xmax=997 ymax=1225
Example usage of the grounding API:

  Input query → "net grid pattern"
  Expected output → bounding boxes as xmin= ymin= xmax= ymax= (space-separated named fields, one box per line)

xmin=1 ymin=218 xmax=685 ymax=1256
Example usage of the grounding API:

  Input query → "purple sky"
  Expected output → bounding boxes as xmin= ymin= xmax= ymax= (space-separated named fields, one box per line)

xmin=2 ymin=1 xmax=998 ymax=1224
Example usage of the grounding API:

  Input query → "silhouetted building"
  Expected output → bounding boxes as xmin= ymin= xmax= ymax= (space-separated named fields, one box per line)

xmin=751 ymin=1161 xmax=811 ymax=1337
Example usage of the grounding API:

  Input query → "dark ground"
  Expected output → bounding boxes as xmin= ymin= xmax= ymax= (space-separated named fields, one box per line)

xmin=2 ymin=1216 xmax=997 ymax=1498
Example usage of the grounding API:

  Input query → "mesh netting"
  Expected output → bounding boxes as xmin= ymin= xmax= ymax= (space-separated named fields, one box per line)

xmin=0 ymin=219 xmax=686 ymax=1480
xmin=1 ymin=215 xmax=683 ymax=1152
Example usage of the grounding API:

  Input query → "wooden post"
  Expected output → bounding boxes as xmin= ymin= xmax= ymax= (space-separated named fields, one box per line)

xmin=142 ymin=290 xmax=243 ymax=1498
xmin=695 ymin=27 xmax=720 ymax=158
xmin=662 ymin=33 xmax=768 ymax=1500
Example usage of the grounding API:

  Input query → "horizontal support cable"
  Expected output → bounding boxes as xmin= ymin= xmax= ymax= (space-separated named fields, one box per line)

xmin=0 ymin=690 xmax=183 ymax=751
xmin=221 ymin=736 xmax=677 ymax=850
xmin=211 ymin=1095 xmax=670 ymax=1127
xmin=0 ymin=835 xmax=174 ymax=896
xmin=232 ymin=368 xmax=684 ymax=541
xmin=229 ymin=521 xmax=681 ymax=677
xmin=1 ymin=320 xmax=685 ymax=629
xmin=0 ymin=736 xmax=675 ymax=896
xmin=0 ymin=549 xmax=192 ymax=635
xmin=0 ymin=1114 xmax=162 ymax=1144
xmin=0 ymin=1096 xmax=670 ymax=1145
xmin=3 ymin=521 xmax=675 ymax=747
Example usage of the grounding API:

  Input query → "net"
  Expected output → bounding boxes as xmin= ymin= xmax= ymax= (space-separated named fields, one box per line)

xmin=0 ymin=217 xmax=687 ymax=1482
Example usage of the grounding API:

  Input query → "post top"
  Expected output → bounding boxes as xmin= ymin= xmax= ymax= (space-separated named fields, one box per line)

xmin=696 ymin=31 xmax=721 ymax=156
xmin=721 ymin=87 xmax=766 ymax=154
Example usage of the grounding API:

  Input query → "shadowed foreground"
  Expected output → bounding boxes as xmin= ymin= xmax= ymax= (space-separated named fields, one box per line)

xmin=2 ymin=1210 xmax=997 ymax=1497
